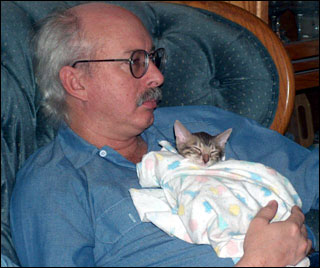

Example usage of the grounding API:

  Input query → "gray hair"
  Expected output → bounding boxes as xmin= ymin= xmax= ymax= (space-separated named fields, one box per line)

xmin=33 ymin=6 xmax=93 ymax=124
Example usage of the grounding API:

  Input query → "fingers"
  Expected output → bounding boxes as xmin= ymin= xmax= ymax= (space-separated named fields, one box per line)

xmin=252 ymin=200 xmax=278 ymax=226
xmin=286 ymin=207 xmax=312 ymax=265
xmin=306 ymin=239 xmax=313 ymax=255
xmin=245 ymin=202 xmax=313 ymax=267
xmin=287 ymin=206 xmax=305 ymax=228
xmin=300 ymin=224 xmax=313 ymax=255
xmin=299 ymin=224 xmax=312 ymax=253
xmin=301 ymin=224 xmax=307 ymax=238
xmin=292 ymin=238 xmax=313 ymax=266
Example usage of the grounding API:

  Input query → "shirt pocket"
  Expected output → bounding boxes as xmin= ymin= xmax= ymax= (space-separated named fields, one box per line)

xmin=95 ymin=197 xmax=141 ymax=244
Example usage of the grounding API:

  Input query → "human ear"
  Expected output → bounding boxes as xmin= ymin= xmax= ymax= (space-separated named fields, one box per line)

xmin=59 ymin=66 xmax=88 ymax=101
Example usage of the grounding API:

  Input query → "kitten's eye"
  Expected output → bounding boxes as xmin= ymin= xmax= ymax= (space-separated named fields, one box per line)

xmin=210 ymin=151 xmax=219 ymax=157
xmin=192 ymin=147 xmax=202 ymax=155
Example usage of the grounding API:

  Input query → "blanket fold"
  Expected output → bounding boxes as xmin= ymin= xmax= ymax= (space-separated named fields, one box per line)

xmin=129 ymin=140 xmax=309 ymax=266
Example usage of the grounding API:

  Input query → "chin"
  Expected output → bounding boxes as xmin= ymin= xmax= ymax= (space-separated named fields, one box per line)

xmin=145 ymin=116 xmax=154 ymax=129
xmin=136 ymin=110 xmax=154 ymax=131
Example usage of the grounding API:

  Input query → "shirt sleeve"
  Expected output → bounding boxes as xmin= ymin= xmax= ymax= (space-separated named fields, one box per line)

xmin=10 ymin=156 xmax=95 ymax=267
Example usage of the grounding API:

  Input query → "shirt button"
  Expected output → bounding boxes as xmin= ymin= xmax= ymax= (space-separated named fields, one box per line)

xmin=99 ymin=150 xmax=107 ymax=157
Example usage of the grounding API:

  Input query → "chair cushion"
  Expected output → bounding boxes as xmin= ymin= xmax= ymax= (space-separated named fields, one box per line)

xmin=1 ymin=1 xmax=279 ymax=264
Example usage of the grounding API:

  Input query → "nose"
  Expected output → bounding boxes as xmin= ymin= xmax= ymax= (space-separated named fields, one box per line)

xmin=143 ymin=61 xmax=164 ymax=88
xmin=203 ymin=154 xmax=209 ymax=164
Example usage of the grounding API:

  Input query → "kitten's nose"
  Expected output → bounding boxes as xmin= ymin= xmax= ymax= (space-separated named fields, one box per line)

xmin=203 ymin=154 xmax=209 ymax=164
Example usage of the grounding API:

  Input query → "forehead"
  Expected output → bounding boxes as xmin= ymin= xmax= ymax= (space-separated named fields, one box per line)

xmin=78 ymin=5 xmax=153 ymax=54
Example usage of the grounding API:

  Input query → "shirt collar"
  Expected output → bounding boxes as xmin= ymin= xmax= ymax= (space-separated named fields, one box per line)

xmin=56 ymin=122 xmax=172 ymax=169
xmin=57 ymin=123 xmax=99 ymax=169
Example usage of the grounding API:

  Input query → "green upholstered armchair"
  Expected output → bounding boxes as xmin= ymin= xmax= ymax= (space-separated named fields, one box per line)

xmin=2 ymin=1 xmax=317 ymax=266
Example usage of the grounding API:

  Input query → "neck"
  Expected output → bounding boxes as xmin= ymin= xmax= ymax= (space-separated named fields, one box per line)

xmin=67 ymin=119 xmax=148 ymax=164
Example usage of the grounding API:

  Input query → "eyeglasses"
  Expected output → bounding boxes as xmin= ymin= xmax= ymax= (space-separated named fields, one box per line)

xmin=71 ymin=48 xmax=166 ymax=79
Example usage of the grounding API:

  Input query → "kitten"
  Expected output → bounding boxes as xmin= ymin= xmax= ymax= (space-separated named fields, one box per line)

xmin=174 ymin=120 xmax=232 ymax=166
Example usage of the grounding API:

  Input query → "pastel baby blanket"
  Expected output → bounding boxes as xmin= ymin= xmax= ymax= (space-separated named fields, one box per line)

xmin=129 ymin=140 xmax=309 ymax=266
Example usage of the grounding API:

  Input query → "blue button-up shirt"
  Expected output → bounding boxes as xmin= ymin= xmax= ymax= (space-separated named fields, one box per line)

xmin=11 ymin=106 xmax=319 ymax=267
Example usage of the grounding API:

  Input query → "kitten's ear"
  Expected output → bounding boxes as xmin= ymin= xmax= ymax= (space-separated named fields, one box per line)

xmin=215 ymin=128 xmax=232 ymax=148
xmin=174 ymin=120 xmax=192 ymax=144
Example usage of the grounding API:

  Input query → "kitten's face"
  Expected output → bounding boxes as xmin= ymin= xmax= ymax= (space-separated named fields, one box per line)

xmin=174 ymin=120 xmax=232 ymax=166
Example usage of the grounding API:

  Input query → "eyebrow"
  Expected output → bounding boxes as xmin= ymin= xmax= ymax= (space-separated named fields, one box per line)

xmin=124 ymin=45 xmax=156 ymax=55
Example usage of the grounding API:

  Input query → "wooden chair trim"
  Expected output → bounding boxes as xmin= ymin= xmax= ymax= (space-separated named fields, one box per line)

xmin=165 ymin=1 xmax=295 ymax=134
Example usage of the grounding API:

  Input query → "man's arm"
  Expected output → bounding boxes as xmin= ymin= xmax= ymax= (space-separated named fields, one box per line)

xmin=235 ymin=200 xmax=312 ymax=267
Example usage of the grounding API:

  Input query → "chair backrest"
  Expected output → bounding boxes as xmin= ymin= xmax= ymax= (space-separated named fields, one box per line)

xmin=172 ymin=1 xmax=295 ymax=134
xmin=1 ymin=1 xmax=294 ymax=265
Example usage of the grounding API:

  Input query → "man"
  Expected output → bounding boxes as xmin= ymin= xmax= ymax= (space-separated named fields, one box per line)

xmin=10 ymin=2 xmax=318 ymax=267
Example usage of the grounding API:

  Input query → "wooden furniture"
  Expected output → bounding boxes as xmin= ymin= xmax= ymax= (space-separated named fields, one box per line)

xmin=288 ymin=93 xmax=315 ymax=147
xmin=224 ymin=1 xmax=269 ymax=23
xmin=166 ymin=1 xmax=295 ymax=134
xmin=285 ymin=39 xmax=319 ymax=91
xmin=285 ymin=39 xmax=319 ymax=147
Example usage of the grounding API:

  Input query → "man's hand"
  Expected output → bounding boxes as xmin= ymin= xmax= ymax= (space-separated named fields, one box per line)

xmin=236 ymin=200 xmax=312 ymax=267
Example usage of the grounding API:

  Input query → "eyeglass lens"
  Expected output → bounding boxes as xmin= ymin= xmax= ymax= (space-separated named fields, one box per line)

xmin=130 ymin=49 xmax=165 ymax=78
xmin=131 ymin=50 xmax=147 ymax=78
xmin=151 ymin=49 xmax=165 ymax=71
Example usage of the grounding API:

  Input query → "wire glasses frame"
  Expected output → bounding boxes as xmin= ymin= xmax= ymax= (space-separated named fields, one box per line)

xmin=71 ymin=48 xmax=166 ymax=79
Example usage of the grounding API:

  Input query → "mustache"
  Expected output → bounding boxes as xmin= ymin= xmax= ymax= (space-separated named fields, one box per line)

xmin=136 ymin=87 xmax=162 ymax=107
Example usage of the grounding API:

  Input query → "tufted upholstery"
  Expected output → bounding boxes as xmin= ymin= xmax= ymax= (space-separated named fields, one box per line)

xmin=0 ymin=1 xmax=311 ymax=266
